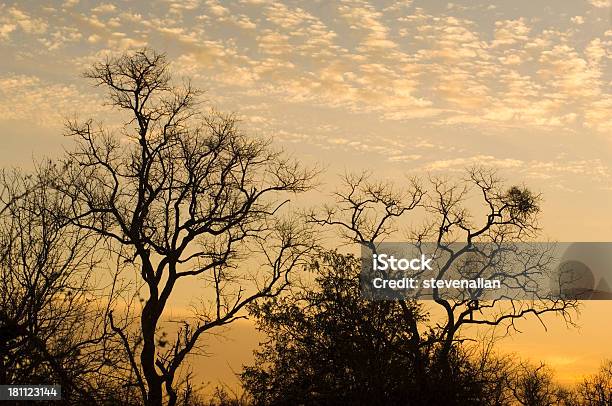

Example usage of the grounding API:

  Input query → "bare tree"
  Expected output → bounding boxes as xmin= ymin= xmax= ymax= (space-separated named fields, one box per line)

xmin=0 ymin=166 xmax=124 ymax=404
xmin=55 ymin=49 xmax=317 ymax=406
xmin=309 ymin=168 xmax=577 ymax=372
xmin=509 ymin=362 xmax=566 ymax=406
xmin=578 ymin=360 xmax=612 ymax=406
xmin=415 ymin=169 xmax=577 ymax=362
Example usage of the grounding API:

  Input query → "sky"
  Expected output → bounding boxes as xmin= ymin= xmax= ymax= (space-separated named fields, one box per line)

xmin=1 ymin=0 xmax=612 ymax=390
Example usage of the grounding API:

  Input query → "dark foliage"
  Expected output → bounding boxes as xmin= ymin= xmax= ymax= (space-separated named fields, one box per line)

xmin=242 ymin=251 xmax=496 ymax=406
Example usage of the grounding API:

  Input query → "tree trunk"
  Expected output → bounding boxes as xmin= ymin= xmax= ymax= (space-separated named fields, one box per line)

xmin=142 ymin=298 xmax=163 ymax=406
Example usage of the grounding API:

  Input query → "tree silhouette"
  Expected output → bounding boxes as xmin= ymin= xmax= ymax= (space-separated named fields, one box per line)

xmin=1 ymin=48 xmax=603 ymax=406
xmin=509 ymin=362 xmax=566 ymax=406
xmin=53 ymin=49 xmax=317 ymax=406
xmin=308 ymin=169 xmax=577 ymax=374
xmin=242 ymin=250 xmax=506 ymax=406
xmin=0 ymin=166 xmax=125 ymax=404
xmin=578 ymin=360 xmax=612 ymax=406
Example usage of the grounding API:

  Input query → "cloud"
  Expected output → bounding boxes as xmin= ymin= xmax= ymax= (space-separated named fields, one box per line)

xmin=163 ymin=0 xmax=200 ymax=13
xmin=265 ymin=2 xmax=311 ymax=28
xmin=528 ymin=159 xmax=610 ymax=179
xmin=40 ymin=26 xmax=83 ymax=50
xmin=240 ymin=0 xmax=272 ymax=4
xmin=538 ymin=44 xmax=603 ymax=98
xmin=584 ymin=38 xmax=607 ymax=64
xmin=1 ymin=0 xmax=611 ymax=156
xmin=91 ymin=3 xmax=117 ymax=13
xmin=571 ymin=16 xmax=585 ymax=25
xmin=585 ymin=97 xmax=612 ymax=133
xmin=587 ymin=0 xmax=610 ymax=8
xmin=338 ymin=0 xmax=398 ymax=53
xmin=491 ymin=18 xmax=530 ymax=47
xmin=205 ymin=0 xmax=230 ymax=17
xmin=0 ymin=23 xmax=16 ymax=39
xmin=106 ymin=32 xmax=147 ymax=50
xmin=63 ymin=0 xmax=79 ymax=7
xmin=257 ymin=30 xmax=291 ymax=55
xmin=388 ymin=154 xmax=422 ymax=162
xmin=4 ymin=6 xmax=48 ymax=35
xmin=231 ymin=14 xmax=256 ymax=29
xmin=422 ymin=156 xmax=611 ymax=185
xmin=424 ymin=155 xmax=524 ymax=171
xmin=0 ymin=74 xmax=106 ymax=127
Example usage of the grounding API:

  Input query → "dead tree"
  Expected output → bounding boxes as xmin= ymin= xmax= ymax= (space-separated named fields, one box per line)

xmin=55 ymin=49 xmax=317 ymax=406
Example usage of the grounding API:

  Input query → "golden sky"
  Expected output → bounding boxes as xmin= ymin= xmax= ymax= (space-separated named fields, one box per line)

xmin=1 ymin=0 xmax=612 ymax=390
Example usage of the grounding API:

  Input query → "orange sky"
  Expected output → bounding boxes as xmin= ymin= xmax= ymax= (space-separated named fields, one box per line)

xmin=176 ymin=302 xmax=612 ymax=392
